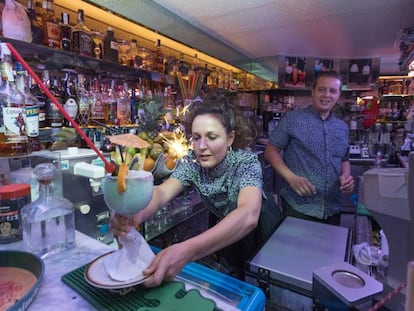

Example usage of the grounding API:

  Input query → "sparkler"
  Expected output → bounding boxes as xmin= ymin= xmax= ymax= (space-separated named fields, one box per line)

xmin=161 ymin=127 xmax=192 ymax=160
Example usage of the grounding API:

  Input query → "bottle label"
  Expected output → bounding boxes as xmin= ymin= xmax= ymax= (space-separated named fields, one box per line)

xmin=77 ymin=96 xmax=90 ymax=126
xmin=45 ymin=21 xmax=61 ymax=47
xmin=46 ymin=100 xmax=63 ymax=127
xmin=73 ymin=31 xmax=92 ymax=57
xmin=90 ymin=97 xmax=105 ymax=120
xmin=25 ymin=106 xmax=39 ymax=138
xmin=64 ymin=97 xmax=78 ymax=119
xmin=107 ymin=101 xmax=117 ymax=123
xmin=2 ymin=106 xmax=26 ymax=137
xmin=110 ymin=41 xmax=119 ymax=51
xmin=116 ymin=99 xmax=128 ymax=124
xmin=61 ymin=26 xmax=72 ymax=51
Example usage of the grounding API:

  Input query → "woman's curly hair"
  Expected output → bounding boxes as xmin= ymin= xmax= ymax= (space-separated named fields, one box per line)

xmin=185 ymin=95 xmax=257 ymax=150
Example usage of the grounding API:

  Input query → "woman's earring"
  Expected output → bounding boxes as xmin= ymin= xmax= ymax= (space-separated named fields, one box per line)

xmin=228 ymin=145 xmax=233 ymax=153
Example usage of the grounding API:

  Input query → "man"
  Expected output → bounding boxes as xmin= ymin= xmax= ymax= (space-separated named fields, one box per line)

xmin=264 ymin=71 xmax=355 ymax=225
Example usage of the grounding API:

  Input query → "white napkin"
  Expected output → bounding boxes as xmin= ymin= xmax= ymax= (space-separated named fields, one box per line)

xmin=103 ymin=229 xmax=155 ymax=281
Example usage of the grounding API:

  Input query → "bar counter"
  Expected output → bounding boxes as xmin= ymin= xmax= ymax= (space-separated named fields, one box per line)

xmin=0 ymin=231 xmax=265 ymax=310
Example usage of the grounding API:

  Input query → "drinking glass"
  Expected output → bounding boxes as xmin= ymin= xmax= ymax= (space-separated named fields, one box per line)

xmin=92 ymin=30 xmax=104 ymax=59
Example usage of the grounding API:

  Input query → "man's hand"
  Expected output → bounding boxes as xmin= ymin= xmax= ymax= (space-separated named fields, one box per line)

xmin=287 ymin=175 xmax=317 ymax=196
xmin=339 ymin=175 xmax=355 ymax=193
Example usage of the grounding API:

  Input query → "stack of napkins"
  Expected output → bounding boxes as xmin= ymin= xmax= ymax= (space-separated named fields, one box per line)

xmin=103 ymin=229 xmax=155 ymax=281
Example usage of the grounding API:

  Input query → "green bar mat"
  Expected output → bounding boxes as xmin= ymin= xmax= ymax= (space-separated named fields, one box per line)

xmin=61 ymin=264 xmax=222 ymax=311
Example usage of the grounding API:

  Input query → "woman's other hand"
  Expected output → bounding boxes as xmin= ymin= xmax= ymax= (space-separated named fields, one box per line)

xmin=142 ymin=243 xmax=190 ymax=287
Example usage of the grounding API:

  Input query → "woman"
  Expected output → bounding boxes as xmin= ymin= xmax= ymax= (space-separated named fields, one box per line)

xmin=110 ymin=96 xmax=264 ymax=286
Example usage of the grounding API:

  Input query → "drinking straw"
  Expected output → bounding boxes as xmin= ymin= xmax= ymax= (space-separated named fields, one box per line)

xmin=6 ymin=42 xmax=116 ymax=173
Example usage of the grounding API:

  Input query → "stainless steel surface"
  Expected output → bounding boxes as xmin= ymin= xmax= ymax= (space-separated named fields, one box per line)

xmin=332 ymin=270 xmax=365 ymax=288
xmin=248 ymin=216 xmax=349 ymax=293
xmin=312 ymin=261 xmax=383 ymax=309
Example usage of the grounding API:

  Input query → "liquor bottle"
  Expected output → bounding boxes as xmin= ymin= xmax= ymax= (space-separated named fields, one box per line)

xmin=89 ymin=78 xmax=105 ymax=125
xmin=60 ymin=12 xmax=72 ymax=52
xmin=62 ymin=73 xmax=78 ymax=127
xmin=0 ymin=43 xmax=29 ymax=156
xmin=116 ymin=83 xmax=129 ymax=125
xmin=41 ymin=0 xmax=61 ymax=49
xmin=30 ymin=71 xmax=47 ymax=128
xmin=152 ymin=39 xmax=165 ymax=73
xmin=21 ymin=163 xmax=75 ymax=258
xmin=27 ymin=0 xmax=44 ymax=44
xmin=102 ymin=26 xmax=118 ymax=63
xmin=101 ymin=80 xmax=117 ymax=125
xmin=45 ymin=76 xmax=63 ymax=128
xmin=128 ymin=38 xmax=141 ymax=68
xmin=76 ymin=74 xmax=90 ymax=126
xmin=72 ymin=9 xmax=93 ymax=57
xmin=15 ymin=62 xmax=41 ymax=152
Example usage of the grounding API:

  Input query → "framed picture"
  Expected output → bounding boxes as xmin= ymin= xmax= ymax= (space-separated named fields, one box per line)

xmin=341 ymin=58 xmax=380 ymax=90
xmin=280 ymin=56 xmax=308 ymax=88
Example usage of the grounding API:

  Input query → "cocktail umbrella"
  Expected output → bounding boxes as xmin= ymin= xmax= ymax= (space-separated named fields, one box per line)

xmin=109 ymin=133 xmax=150 ymax=149
xmin=109 ymin=133 xmax=151 ymax=178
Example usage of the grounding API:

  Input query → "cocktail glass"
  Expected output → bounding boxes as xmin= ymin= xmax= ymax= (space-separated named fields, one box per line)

xmin=102 ymin=170 xmax=154 ymax=260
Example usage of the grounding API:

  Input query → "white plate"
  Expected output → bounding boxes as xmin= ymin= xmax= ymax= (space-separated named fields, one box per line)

xmin=84 ymin=251 xmax=148 ymax=289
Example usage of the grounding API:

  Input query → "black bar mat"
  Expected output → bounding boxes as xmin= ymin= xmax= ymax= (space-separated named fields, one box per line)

xmin=62 ymin=264 xmax=222 ymax=310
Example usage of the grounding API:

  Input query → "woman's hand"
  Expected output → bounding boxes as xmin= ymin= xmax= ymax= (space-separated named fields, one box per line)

xmin=109 ymin=211 xmax=143 ymax=237
xmin=339 ymin=175 xmax=355 ymax=193
xmin=142 ymin=243 xmax=190 ymax=287
xmin=287 ymin=174 xmax=316 ymax=196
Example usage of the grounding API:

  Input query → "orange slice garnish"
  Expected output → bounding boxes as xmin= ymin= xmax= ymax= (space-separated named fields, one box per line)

xmin=117 ymin=162 xmax=129 ymax=193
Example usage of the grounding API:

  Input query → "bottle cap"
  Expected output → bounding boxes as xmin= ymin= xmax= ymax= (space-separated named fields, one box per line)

xmin=0 ymin=184 xmax=31 ymax=200
xmin=34 ymin=163 xmax=58 ymax=183
xmin=61 ymin=12 xmax=70 ymax=25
